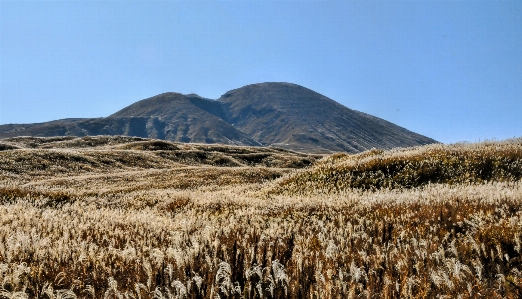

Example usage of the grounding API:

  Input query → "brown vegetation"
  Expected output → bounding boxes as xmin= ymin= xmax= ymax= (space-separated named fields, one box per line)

xmin=275 ymin=139 xmax=522 ymax=194
xmin=1 ymin=137 xmax=522 ymax=298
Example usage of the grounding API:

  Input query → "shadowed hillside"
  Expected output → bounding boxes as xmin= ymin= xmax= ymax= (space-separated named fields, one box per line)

xmin=108 ymin=93 xmax=259 ymax=145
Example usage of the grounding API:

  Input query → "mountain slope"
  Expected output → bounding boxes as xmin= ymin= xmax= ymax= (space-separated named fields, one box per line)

xmin=0 ymin=93 xmax=260 ymax=146
xmin=218 ymin=82 xmax=437 ymax=152
xmin=0 ymin=82 xmax=437 ymax=153
xmin=108 ymin=92 xmax=259 ymax=145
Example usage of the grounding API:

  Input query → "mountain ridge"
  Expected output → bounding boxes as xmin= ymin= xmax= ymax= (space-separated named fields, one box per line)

xmin=0 ymin=82 xmax=437 ymax=153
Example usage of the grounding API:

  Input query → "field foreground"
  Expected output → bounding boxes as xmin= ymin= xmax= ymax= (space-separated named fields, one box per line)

xmin=1 ymin=136 xmax=522 ymax=298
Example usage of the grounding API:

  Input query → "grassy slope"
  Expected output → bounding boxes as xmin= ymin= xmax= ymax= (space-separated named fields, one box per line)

xmin=1 ymin=137 xmax=522 ymax=298
xmin=275 ymin=139 xmax=522 ymax=194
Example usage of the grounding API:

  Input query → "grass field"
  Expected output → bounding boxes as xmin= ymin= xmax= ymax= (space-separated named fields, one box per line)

xmin=1 ymin=136 xmax=522 ymax=298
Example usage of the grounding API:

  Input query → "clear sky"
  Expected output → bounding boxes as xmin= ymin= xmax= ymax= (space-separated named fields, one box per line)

xmin=1 ymin=1 xmax=521 ymax=143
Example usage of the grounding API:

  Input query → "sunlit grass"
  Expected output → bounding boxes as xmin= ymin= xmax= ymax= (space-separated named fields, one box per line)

xmin=1 ymin=137 xmax=522 ymax=298
xmin=275 ymin=138 xmax=522 ymax=194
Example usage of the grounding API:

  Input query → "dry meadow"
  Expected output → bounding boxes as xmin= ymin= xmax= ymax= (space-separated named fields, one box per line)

xmin=1 ymin=136 xmax=522 ymax=298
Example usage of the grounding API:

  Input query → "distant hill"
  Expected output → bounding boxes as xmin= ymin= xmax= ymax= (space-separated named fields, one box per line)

xmin=0 ymin=82 xmax=437 ymax=153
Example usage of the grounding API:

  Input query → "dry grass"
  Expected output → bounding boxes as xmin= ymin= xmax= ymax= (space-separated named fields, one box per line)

xmin=274 ymin=138 xmax=522 ymax=194
xmin=1 ymin=136 xmax=522 ymax=298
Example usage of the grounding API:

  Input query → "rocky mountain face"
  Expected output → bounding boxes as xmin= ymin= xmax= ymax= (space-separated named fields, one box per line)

xmin=0 ymin=83 xmax=437 ymax=153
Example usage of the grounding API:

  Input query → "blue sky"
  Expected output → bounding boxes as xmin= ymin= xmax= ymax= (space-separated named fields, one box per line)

xmin=1 ymin=1 xmax=521 ymax=143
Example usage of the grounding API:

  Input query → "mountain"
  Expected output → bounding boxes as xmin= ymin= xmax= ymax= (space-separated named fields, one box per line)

xmin=108 ymin=92 xmax=259 ymax=146
xmin=0 ymin=82 xmax=437 ymax=153
xmin=218 ymin=83 xmax=436 ymax=152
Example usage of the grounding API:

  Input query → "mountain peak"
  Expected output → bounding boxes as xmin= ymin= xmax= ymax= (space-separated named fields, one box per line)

xmin=0 ymin=83 xmax=437 ymax=153
xmin=184 ymin=93 xmax=208 ymax=99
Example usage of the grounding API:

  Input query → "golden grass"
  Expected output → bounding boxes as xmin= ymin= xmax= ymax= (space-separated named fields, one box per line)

xmin=1 ymin=137 xmax=522 ymax=298
xmin=274 ymin=138 xmax=522 ymax=194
